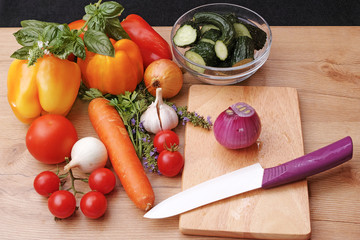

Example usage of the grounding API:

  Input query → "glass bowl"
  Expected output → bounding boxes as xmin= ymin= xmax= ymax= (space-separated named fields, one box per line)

xmin=170 ymin=3 xmax=272 ymax=85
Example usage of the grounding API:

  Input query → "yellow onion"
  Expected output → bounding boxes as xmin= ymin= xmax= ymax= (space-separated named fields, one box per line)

xmin=214 ymin=102 xmax=261 ymax=149
xmin=144 ymin=59 xmax=183 ymax=99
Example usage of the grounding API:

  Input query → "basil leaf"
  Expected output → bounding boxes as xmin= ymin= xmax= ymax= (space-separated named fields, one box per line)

xmin=57 ymin=24 xmax=72 ymax=37
xmin=83 ymin=13 xmax=91 ymax=22
xmin=42 ymin=25 xmax=61 ymax=46
xmin=21 ymin=20 xmax=58 ymax=29
xmin=10 ymin=46 xmax=31 ymax=60
xmin=87 ymin=15 xmax=106 ymax=32
xmin=84 ymin=29 xmax=114 ymax=57
xmin=99 ymin=1 xmax=124 ymax=18
xmin=105 ymin=17 xmax=130 ymax=41
xmin=13 ymin=27 xmax=42 ymax=47
xmin=85 ymin=4 xmax=97 ymax=15
xmin=73 ymin=36 xmax=86 ymax=60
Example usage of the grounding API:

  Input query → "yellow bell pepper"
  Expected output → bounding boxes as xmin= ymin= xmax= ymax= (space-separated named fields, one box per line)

xmin=7 ymin=55 xmax=81 ymax=124
xmin=77 ymin=39 xmax=144 ymax=95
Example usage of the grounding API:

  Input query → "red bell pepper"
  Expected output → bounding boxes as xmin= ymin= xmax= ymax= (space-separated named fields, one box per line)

xmin=121 ymin=14 xmax=172 ymax=68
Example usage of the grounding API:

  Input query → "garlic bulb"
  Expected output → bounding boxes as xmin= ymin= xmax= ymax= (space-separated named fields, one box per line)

xmin=141 ymin=88 xmax=179 ymax=134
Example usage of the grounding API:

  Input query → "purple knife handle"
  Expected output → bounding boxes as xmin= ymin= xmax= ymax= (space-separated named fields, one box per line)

xmin=262 ymin=136 xmax=353 ymax=189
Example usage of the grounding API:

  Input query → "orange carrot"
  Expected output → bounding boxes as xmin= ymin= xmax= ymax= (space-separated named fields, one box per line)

xmin=88 ymin=98 xmax=154 ymax=211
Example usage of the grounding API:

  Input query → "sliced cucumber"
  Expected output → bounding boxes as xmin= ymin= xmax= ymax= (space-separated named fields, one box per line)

xmin=224 ymin=13 xmax=267 ymax=50
xmin=199 ymin=38 xmax=215 ymax=45
xmin=173 ymin=21 xmax=200 ymax=47
xmin=193 ymin=12 xmax=235 ymax=60
xmin=214 ymin=40 xmax=228 ymax=61
xmin=223 ymin=13 xmax=238 ymax=24
xmin=233 ymin=23 xmax=252 ymax=39
xmin=241 ymin=22 xmax=267 ymax=50
xmin=184 ymin=51 xmax=206 ymax=73
xmin=200 ymin=24 xmax=220 ymax=35
xmin=201 ymin=29 xmax=221 ymax=42
xmin=185 ymin=41 xmax=218 ymax=73
xmin=231 ymin=36 xmax=254 ymax=66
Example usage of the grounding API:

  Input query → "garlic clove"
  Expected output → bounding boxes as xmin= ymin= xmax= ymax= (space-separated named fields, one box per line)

xmin=140 ymin=102 xmax=162 ymax=134
xmin=159 ymin=103 xmax=179 ymax=131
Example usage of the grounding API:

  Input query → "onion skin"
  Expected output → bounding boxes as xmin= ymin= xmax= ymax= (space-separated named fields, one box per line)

xmin=144 ymin=59 xmax=183 ymax=99
xmin=214 ymin=102 xmax=261 ymax=149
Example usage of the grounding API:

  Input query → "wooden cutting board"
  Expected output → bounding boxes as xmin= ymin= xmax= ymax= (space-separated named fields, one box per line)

xmin=180 ymin=85 xmax=311 ymax=239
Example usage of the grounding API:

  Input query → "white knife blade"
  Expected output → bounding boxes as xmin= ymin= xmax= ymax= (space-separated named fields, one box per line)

xmin=144 ymin=136 xmax=353 ymax=219
xmin=144 ymin=163 xmax=264 ymax=219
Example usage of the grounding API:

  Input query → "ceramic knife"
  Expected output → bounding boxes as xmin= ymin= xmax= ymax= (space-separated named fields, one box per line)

xmin=144 ymin=136 xmax=353 ymax=219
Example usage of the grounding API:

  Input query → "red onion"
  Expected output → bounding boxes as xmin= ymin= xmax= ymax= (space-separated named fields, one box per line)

xmin=213 ymin=102 xmax=261 ymax=149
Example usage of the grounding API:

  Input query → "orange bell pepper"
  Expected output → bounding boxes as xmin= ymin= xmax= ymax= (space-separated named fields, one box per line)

xmin=7 ymin=55 xmax=81 ymax=124
xmin=77 ymin=38 xmax=144 ymax=95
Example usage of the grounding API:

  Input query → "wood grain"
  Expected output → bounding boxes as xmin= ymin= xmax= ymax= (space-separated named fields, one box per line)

xmin=0 ymin=26 xmax=359 ymax=240
xmin=180 ymin=85 xmax=309 ymax=239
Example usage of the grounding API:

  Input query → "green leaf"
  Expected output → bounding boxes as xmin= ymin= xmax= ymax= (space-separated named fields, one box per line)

xmin=87 ymin=14 xmax=106 ymax=32
xmin=83 ymin=13 xmax=91 ymax=22
xmin=85 ymin=4 xmax=97 ymax=15
xmin=104 ymin=17 xmax=130 ymax=40
xmin=21 ymin=19 xmax=58 ymax=29
xmin=57 ymin=24 xmax=72 ymax=37
xmin=42 ymin=25 xmax=61 ymax=45
xmin=84 ymin=29 xmax=115 ymax=57
xmin=73 ymin=36 xmax=86 ymax=59
xmin=13 ymin=27 xmax=42 ymax=47
xmin=10 ymin=46 xmax=31 ymax=60
xmin=99 ymin=1 xmax=124 ymax=18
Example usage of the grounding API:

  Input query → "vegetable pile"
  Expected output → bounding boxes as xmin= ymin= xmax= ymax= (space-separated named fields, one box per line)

xmin=173 ymin=12 xmax=267 ymax=72
xmin=7 ymin=0 xmax=214 ymax=220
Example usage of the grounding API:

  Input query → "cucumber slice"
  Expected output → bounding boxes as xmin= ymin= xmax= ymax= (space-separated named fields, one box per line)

xmin=214 ymin=40 xmax=228 ymax=61
xmin=233 ymin=23 xmax=252 ymax=39
xmin=200 ymin=24 xmax=220 ymax=35
xmin=173 ymin=21 xmax=200 ymax=47
xmin=241 ymin=23 xmax=267 ymax=50
xmin=184 ymin=51 xmax=206 ymax=73
xmin=231 ymin=36 xmax=254 ymax=66
xmin=201 ymin=29 xmax=221 ymax=42
xmin=200 ymin=38 xmax=216 ymax=45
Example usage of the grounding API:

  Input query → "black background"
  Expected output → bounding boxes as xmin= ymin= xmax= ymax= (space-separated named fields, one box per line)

xmin=0 ymin=0 xmax=359 ymax=27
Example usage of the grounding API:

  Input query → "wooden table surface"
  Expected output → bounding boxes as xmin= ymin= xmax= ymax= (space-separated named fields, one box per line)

xmin=0 ymin=26 xmax=359 ymax=240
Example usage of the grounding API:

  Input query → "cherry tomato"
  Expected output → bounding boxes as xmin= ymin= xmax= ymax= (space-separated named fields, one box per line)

xmin=80 ymin=191 xmax=107 ymax=219
xmin=33 ymin=171 xmax=60 ymax=196
xmin=157 ymin=150 xmax=184 ymax=177
xmin=88 ymin=168 xmax=116 ymax=194
xmin=154 ymin=130 xmax=179 ymax=153
xmin=26 ymin=114 xmax=78 ymax=164
xmin=48 ymin=190 xmax=76 ymax=219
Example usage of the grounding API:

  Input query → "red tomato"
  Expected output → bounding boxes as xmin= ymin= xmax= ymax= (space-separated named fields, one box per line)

xmin=26 ymin=114 xmax=78 ymax=164
xmin=48 ymin=190 xmax=76 ymax=219
xmin=88 ymin=168 xmax=116 ymax=194
xmin=157 ymin=150 xmax=184 ymax=177
xmin=154 ymin=130 xmax=179 ymax=153
xmin=33 ymin=171 xmax=60 ymax=196
xmin=80 ymin=191 xmax=107 ymax=219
